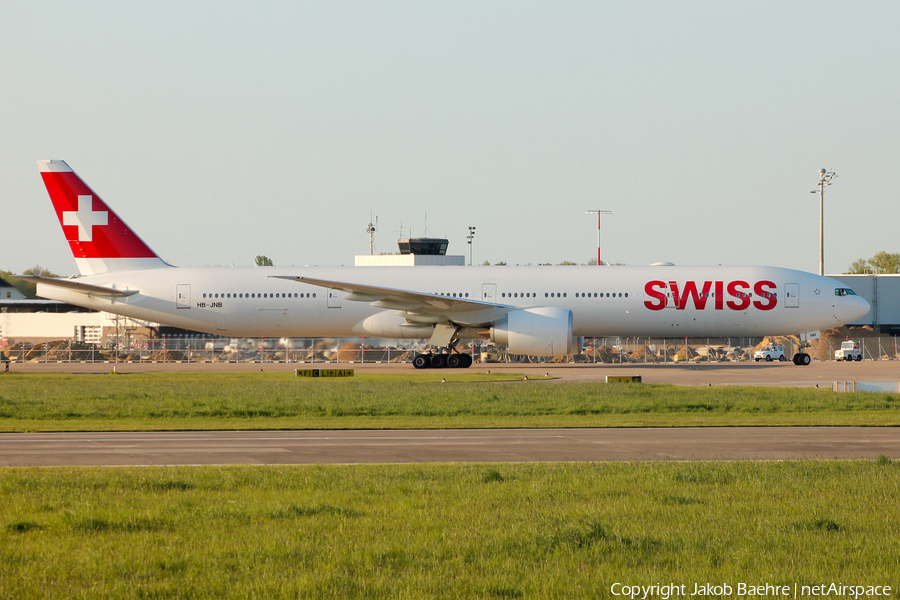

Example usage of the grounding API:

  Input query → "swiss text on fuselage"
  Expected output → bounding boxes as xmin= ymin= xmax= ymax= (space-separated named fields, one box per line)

xmin=643 ymin=280 xmax=777 ymax=311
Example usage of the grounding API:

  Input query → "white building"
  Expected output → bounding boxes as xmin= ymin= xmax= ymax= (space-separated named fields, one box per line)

xmin=0 ymin=306 xmax=154 ymax=345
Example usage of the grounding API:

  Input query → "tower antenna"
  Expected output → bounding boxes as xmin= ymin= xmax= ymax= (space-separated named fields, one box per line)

xmin=585 ymin=210 xmax=613 ymax=265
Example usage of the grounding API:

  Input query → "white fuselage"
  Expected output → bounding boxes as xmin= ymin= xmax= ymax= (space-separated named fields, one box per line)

xmin=37 ymin=264 xmax=868 ymax=340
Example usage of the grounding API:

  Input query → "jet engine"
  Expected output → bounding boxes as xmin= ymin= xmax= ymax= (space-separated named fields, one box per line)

xmin=490 ymin=307 xmax=573 ymax=357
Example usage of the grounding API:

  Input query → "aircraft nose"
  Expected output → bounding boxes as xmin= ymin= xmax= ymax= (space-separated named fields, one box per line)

xmin=858 ymin=295 xmax=871 ymax=320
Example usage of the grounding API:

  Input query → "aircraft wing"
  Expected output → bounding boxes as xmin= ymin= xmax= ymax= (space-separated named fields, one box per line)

xmin=272 ymin=275 xmax=511 ymax=326
xmin=18 ymin=276 xmax=139 ymax=298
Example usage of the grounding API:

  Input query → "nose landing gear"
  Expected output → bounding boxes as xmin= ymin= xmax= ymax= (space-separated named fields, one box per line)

xmin=792 ymin=352 xmax=811 ymax=366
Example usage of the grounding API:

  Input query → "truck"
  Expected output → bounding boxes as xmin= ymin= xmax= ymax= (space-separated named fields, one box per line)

xmin=834 ymin=340 xmax=863 ymax=361
xmin=753 ymin=344 xmax=787 ymax=362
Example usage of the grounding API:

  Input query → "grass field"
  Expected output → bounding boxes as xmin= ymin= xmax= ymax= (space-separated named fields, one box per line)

xmin=1 ymin=460 xmax=899 ymax=599
xmin=2 ymin=372 xmax=900 ymax=432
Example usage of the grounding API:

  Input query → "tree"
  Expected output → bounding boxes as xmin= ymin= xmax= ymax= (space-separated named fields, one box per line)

xmin=481 ymin=260 xmax=490 ymax=266
xmin=557 ymin=261 xmax=577 ymax=266
xmin=255 ymin=255 xmax=274 ymax=267
xmin=22 ymin=265 xmax=59 ymax=277
xmin=846 ymin=251 xmax=900 ymax=274
xmin=0 ymin=271 xmax=38 ymax=299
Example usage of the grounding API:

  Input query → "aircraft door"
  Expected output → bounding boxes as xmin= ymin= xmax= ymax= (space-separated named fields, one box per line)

xmin=482 ymin=283 xmax=497 ymax=303
xmin=784 ymin=283 xmax=800 ymax=308
xmin=176 ymin=284 xmax=191 ymax=309
xmin=327 ymin=288 xmax=342 ymax=308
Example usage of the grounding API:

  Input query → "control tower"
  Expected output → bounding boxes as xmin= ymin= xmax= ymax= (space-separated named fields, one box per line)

xmin=355 ymin=237 xmax=465 ymax=266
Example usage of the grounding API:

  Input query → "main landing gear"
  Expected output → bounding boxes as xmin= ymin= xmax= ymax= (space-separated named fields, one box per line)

xmin=412 ymin=352 xmax=474 ymax=369
xmin=412 ymin=325 xmax=474 ymax=368
xmin=792 ymin=353 xmax=811 ymax=366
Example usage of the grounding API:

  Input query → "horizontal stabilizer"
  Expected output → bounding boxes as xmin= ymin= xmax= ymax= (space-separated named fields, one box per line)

xmin=18 ymin=275 xmax=139 ymax=297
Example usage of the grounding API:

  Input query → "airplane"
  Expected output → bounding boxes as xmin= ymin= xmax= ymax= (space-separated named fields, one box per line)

xmin=24 ymin=159 xmax=869 ymax=368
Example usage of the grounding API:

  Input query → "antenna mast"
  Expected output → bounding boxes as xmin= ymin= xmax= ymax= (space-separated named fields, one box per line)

xmin=585 ymin=210 xmax=613 ymax=265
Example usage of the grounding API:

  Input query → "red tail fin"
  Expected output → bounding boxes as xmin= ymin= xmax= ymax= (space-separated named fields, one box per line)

xmin=37 ymin=160 xmax=169 ymax=275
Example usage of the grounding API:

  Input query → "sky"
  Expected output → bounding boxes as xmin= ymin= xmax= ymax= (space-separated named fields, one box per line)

xmin=2 ymin=1 xmax=898 ymax=276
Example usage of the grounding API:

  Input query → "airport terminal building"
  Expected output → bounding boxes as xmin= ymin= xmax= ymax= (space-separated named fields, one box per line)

xmin=830 ymin=274 xmax=900 ymax=335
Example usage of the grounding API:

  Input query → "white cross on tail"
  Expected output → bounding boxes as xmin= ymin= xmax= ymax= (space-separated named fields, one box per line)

xmin=62 ymin=195 xmax=108 ymax=242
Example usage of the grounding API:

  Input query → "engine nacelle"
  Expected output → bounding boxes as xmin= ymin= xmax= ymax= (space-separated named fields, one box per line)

xmin=352 ymin=311 xmax=433 ymax=339
xmin=491 ymin=307 xmax=573 ymax=357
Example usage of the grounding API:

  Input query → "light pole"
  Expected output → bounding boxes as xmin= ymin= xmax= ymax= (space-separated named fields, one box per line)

xmin=585 ymin=210 xmax=612 ymax=265
xmin=366 ymin=216 xmax=377 ymax=256
xmin=467 ymin=226 xmax=476 ymax=266
xmin=810 ymin=169 xmax=837 ymax=276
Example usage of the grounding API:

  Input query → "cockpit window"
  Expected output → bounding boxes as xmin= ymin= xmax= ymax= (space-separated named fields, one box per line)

xmin=834 ymin=288 xmax=857 ymax=296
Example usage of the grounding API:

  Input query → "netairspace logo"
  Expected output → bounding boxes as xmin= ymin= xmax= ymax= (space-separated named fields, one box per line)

xmin=610 ymin=582 xmax=892 ymax=599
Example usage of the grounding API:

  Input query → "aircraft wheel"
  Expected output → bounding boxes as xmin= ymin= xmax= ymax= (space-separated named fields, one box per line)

xmin=446 ymin=354 xmax=463 ymax=369
xmin=431 ymin=354 xmax=447 ymax=369
xmin=461 ymin=354 xmax=473 ymax=368
xmin=765 ymin=355 xmax=773 ymax=362
xmin=412 ymin=354 xmax=430 ymax=369
xmin=799 ymin=353 xmax=811 ymax=366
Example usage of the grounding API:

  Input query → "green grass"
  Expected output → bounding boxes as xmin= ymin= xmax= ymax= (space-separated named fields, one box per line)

xmin=1 ymin=461 xmax=899 ymax=598
xmin=2 ymin=372 xmax=900 ymax=431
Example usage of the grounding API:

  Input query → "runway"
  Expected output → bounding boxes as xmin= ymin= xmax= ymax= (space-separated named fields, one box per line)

xmin=2 ymin=427 xmax=899 ymax=467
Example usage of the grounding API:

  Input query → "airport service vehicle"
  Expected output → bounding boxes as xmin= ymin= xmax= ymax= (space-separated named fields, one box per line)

xmin=25 ymin=160 xmax=870 ymax=368
xmin=753 ymin=344 xmax=787 ymax=362
xmin=835 ymin=340 xmax=863 ymax=361
xmin=480 ymin=346 xmax=503 ymax=363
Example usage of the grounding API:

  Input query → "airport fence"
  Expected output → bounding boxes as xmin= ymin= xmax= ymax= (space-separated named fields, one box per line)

xmin=3 ymin=336 xmax=899 ymax=364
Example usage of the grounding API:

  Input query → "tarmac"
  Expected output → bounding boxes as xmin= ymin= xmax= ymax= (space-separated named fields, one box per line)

xmin=3 ymin=360 xmax=899 ymax=467
xmin=6 ymin=358 xmax=899 ymax=387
